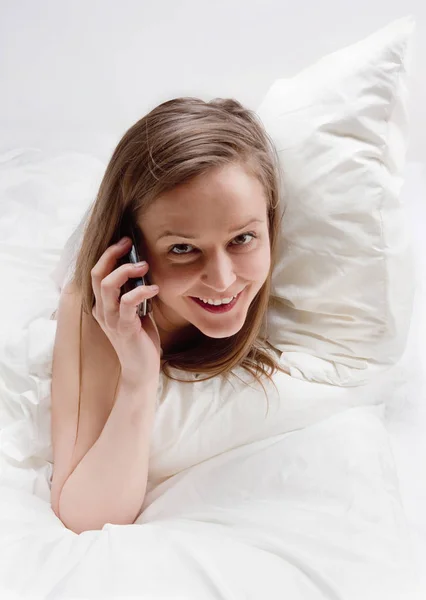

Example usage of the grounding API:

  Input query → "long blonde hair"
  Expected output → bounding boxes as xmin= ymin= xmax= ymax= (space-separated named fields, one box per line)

xmin=72 ymin=97 xmax=288 ymax=401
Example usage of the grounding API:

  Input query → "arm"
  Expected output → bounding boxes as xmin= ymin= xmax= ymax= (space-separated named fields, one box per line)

xmin=58 ymin=375 xmax=158 ymax=534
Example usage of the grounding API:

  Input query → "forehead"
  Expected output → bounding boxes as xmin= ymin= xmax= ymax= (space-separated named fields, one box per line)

xmin=140 ymin=163 xmax=267 ymax=235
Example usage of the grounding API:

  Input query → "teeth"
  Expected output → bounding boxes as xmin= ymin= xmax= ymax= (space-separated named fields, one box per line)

xmin=197 ymin=295 xmax=236 ymax=305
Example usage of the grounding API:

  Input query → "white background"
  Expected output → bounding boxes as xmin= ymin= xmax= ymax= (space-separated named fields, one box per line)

xmin=0 ymin=0 xmax=424 ymax=165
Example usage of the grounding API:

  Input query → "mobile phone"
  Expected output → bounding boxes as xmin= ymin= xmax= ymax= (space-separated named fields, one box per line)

xmin=117 ymin=216 xmax=153 ymax=318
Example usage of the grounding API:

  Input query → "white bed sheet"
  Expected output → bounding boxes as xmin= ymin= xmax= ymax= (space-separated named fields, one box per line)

xmin=0 ymin=148 xmax=424 ymax=599
xmin=383 ymin=161 xmax=426 ymax=591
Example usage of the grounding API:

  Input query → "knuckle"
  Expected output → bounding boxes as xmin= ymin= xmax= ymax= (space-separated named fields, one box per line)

xmin=100 ymin=278 xmax=110 ymax=291
xmin=120 ymin=293 xmax=133 ymax=306
xmin=91 ymin=266 xmax=100 ymax=279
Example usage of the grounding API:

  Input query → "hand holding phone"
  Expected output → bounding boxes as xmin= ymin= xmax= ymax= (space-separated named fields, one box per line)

xmin=90 ymin=229 xmax=162 ymax=387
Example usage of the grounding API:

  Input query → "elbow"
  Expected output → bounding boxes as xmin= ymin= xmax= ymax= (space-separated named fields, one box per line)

xmin=58 ymin=494 xmax=135 ymax=534
xmin=52 ymin=477 xmax=142 ymax=533
xmin=51 ymin=487 xmax=86 ymax=534
xmin=51 ymin=495 xmax=77 ymax=533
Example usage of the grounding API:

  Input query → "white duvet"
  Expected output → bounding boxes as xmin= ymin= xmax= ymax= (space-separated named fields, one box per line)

xmin=0 ymin=150 xmax=422 ymax=599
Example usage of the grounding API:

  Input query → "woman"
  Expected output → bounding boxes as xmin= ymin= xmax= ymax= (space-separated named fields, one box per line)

xmin=50 ymin=97 xmax=288 ymax=534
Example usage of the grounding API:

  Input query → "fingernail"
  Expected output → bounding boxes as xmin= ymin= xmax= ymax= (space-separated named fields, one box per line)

xmin=133 ymin=261 xmax=147 ymax=268
xmin=119 ymin=237 xmax=129 ymax=245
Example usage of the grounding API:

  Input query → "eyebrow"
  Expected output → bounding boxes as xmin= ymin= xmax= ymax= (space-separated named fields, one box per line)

xmin=157 ymin=218 xmax=264 ymax=241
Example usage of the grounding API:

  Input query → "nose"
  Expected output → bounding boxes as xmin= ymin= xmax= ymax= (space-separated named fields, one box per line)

xmin=200 ymin=250 xmax=237 ymax=292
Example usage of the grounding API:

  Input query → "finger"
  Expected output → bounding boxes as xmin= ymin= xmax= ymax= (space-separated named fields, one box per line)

xmin=91 ymin=237 xmax=132 ymax=316
xmin=118 ymin=284 xmax=160 ymax=327
xmin=102 ymin=262 xmax=150 ymax=321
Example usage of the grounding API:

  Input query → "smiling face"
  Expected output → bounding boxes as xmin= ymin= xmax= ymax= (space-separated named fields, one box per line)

xmin=137 ymin=162 xmax=271 ymax=353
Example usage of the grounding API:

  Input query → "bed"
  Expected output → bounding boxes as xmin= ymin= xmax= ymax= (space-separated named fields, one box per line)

xmin=0 ymin=154 xmax=424 ymax=600
xmin=0 ymin=9 xmax=425 ymax=600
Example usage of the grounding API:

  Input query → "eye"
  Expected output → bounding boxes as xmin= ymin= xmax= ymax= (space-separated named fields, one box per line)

xmin=168 ymin=232 xmax=257 ymax=255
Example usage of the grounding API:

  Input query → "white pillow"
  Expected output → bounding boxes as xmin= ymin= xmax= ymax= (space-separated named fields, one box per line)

xmin=48 ymin=17 xmax=416 ymax=390
xmin=257 ymin=16 xmax=416 ymax=386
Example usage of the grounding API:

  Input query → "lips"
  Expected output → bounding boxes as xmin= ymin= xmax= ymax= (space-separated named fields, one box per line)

xmin=190 ymin=289 xmax=244 ymax=313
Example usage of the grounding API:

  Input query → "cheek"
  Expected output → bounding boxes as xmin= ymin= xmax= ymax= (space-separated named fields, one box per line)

xmin=247 ymin=246 xmax=271 ymax=279
xmin=149 ymin=259 xmax=192 ymax=295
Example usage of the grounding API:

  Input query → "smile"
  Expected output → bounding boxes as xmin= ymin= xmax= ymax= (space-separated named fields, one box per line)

xmin=190 ymin=289 xmax=244 ymax=313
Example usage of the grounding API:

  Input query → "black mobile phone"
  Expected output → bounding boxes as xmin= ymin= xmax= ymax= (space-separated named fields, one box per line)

xmin=117 ymin=216 xmax=153 ymax=318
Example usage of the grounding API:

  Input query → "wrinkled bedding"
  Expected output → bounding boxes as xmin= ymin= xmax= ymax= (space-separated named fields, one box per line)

xmin=0 ymin=149 xmax=422 ymax=599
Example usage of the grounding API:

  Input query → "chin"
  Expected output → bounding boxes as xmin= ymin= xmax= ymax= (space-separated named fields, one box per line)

xmin=201 ymin=328 xmax=244 ymax=340
xmin=195 ymin=315 xmax=246 ymax=337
